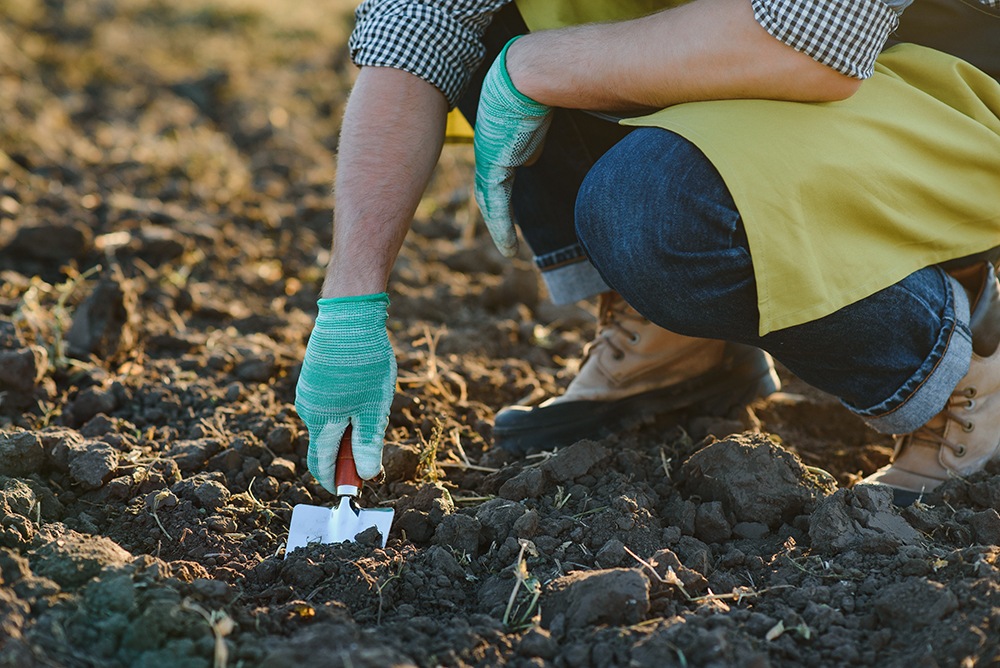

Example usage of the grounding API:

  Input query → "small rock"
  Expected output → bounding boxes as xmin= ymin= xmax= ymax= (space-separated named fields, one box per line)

xmin=513 ymin=509 xmax=540 ymax=539
xmin=354 ymin=525 xmax=384 ymax=547
xmin=207 ymin=448 xmax=243 ymax=475
xmin=661 ymin=525 xmax=682 ymax=546
xmin=732 ymin=521 xmax=769 ymax=540
xmin=166 ymin=439 xmax=221 ymax=472
xmin=194 ymin=480 xmax=231 ymax=511
xmin=695 ymin=501 xmax=732 ymax=544
xmin=7 ymin=222 xmax=92 ymax=260
xmin=680 ymin=433 xmax=835 ymax=528
xmin=145 ymin=489 xmax=178 ymax=511
xmin=675 ymin=536 xmax=712 ymax=575
xmin=382 ymin=442 xmax=419 ymax=482
xmin=68 ymin=441 xmax=119 ymax=490
xmin=970 ymin=508 xmax=1000 ymax=545
xmin=595 ymin=538 xmax=627 ymax=567
xmin=65 ymin=387 xmax=118 ymax=427
xmin=874 ymin=578 xmax=958 ymax=629
xmin=170 ymin=560 xmax=211 ymax=582
xmin=1 ymin=478 xmax=37 ymax=517
xmin=41 ymin=428 xmax=85 ymax=472
xmin=224 ymin=382 xmax=244 ymax=403
xmin=499 ymin=467 xmax=545 ymax=501
xmin=206 ymin=515 xmax=237 ymax=533
xmin=651 ymin=549 xmax=683 ymax=572
xmin=0 ymin=346 xmax=48 ymax=393
xmin=136 ymin=225 xmax=186 ymax=266
xmin=518 ymin=627 xmax=559 ymax=660
xmin=267 ymin=457 xmax=296 ymax=480
xmin=402 ymin=482 xmax=455 ymax=515
xmin=476 ymin=498 xmax=527 ymax=544
xmin=102 ymin=476 xmax=133 ymax=501
xmin=969 ymin=477 xmax=1000 ymax=510
xmin=0 ymin=431 xmax=44 ymax=476
xmin=80 ymin=414 xmax=117 ymax=438
xmin=31 ymin=528 xmax=132 ymax=587
xmin=541 ymin=568 xmax=650 ymax=629
xmin=0 ymin=512 xmax=34 ymax=548
xmin=426 ymin=545 xmax=466 ymax=580
xmin=395 ymin=508 xmax=433 ymax=544
xmin=810 ymin=485 xmax=923 ymax=554
xmin=65 ymin=275 xmax=136 ymax=362
xmin=433 ymin=513 xmax=481 ymax=557
xmin=265 ymin=425 xmax=295 ymax=454
xmin=234 ymin=354 xmax=276 ymax=383
xmin=541 ymin=441 xmax=608 ymax=483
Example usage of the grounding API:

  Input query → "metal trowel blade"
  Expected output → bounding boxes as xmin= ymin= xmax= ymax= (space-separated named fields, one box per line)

xmin=286 ymin=501 xmax=394 ymax=555
xmin=285 ymin=426 xmax=394 ymax=557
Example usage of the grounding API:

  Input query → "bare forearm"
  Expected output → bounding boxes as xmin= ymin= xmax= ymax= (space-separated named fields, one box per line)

xmin=507 ymin=0 xmax=862 ymax=112
xmin=323 ymin=67 xmax=448 ymax=299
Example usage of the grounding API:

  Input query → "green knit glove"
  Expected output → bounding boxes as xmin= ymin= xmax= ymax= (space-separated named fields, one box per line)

xmin=295 ymin=293 xmax=396 ymax=489
xmin=474 ymin=37 xmax=552 ymax=258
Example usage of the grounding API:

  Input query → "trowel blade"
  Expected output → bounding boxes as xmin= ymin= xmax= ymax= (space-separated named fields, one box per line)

xmin=285 ymin=502 xmax=394 ymax=556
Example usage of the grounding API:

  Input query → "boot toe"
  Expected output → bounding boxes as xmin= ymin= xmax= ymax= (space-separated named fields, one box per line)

xmin=492 ymin=347 xmax=778 ymax=456
xmin=862 ymin=464 xmax=946 ymax=506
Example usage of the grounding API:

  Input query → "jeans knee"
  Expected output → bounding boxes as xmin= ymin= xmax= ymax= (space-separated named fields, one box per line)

xmin=574 ymin=128 xmax=758 ymax=337
xmin=574 ymin=129 xmax=705 ymax=291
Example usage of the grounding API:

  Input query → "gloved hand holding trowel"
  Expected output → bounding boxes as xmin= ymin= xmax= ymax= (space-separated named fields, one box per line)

xmin=289 ymin=292 xmax=396 ymax=553
xmin=288 ymin=44 xmax=562 ymax=554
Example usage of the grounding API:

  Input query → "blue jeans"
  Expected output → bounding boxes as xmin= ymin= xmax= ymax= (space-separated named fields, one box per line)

xmin=458 ymin=5 xmax=975 ymax=433
xmin=574 ymin=128 xmax=973 ymax=433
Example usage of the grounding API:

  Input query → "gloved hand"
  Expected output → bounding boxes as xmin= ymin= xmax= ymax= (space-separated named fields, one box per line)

xmin=295 ymin=293 xmax=396 ymax=490
xmin=474 ymin=37 xmax=553 ymax=258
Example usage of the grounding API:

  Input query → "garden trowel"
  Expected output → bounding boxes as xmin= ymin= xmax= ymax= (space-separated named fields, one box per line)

xmin=285 ymin=426 xmax=393 ymax=555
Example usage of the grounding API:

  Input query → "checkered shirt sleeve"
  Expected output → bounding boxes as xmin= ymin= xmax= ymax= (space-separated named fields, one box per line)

xmin=751 ymin=0 xmax=904 ymax=78
xmin=350 ymin=0 xmax=511 ymax=107
xmin=350 ymin=0 xmax=1000 ymax=99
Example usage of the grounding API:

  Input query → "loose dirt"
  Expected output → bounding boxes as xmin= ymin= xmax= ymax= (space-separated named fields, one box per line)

xmin=2 ymin=1 xmax=1000 ymax=666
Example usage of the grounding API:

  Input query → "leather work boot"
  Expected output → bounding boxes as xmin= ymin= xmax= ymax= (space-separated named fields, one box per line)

xmin=864 ymin=263 xmax=1000 ymax=506
xmin=493 ymin=292 xmax=780 ymax=455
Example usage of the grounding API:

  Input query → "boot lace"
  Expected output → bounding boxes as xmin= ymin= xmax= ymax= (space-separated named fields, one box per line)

xmin=580 ymin=293 xmax=647 ymax=363
xmin=894 ymin=386 xmax=977 ymax=459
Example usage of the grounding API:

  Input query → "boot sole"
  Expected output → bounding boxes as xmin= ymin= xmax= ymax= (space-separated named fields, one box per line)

xmin=493 ymin=344 xmax=779 ymax=456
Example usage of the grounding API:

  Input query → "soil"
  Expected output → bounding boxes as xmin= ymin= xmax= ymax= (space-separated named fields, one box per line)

xmin=2 ymin=1 xmax=1000 ymax=667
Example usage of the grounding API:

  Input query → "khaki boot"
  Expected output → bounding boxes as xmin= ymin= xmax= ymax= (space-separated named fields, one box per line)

xmin=493 ymin=292 xmax=780 ymax=454
xmin=864 ymin=263 xmax=1000 ymax=505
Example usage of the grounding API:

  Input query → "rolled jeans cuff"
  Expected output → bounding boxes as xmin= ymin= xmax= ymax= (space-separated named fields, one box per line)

xmin=847 ymin=273 xmax=973 ymax=434
xmin=534 ymin=244 xmax=610 ymax=304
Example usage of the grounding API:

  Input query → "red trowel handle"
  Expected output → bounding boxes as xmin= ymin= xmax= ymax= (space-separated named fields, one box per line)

xmin=334 ymin=425 xmax=363 ymax=494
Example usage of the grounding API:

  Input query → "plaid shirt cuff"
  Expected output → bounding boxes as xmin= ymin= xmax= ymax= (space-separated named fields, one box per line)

xmin=752 ymin=0 xmax=900 ymax=79
xmin=349 ymin=0 xmax=509 ymax=108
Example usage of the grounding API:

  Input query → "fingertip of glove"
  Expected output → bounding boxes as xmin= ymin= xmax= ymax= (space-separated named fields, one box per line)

xmin=306 ymin=422 xmax=347 ymax=492
xmin=354 ymin=453 xmax=383 ymax=481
